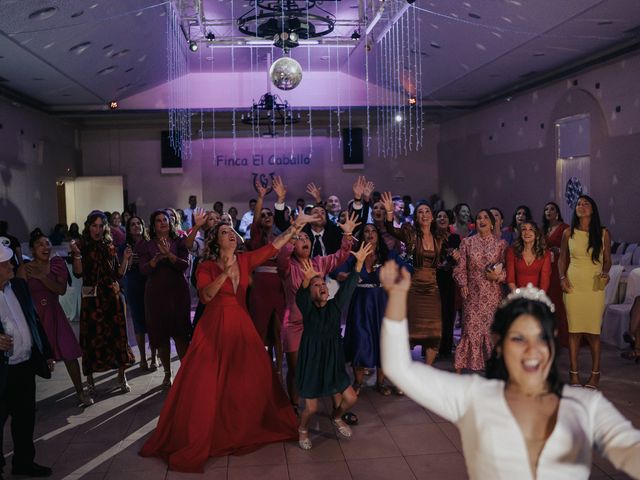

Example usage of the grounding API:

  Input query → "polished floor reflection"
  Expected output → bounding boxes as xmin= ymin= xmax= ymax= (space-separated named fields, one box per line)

xmin=3 ymin=342 xmax=638 ymax=480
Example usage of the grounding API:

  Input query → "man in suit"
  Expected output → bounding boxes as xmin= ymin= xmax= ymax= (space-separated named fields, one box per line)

xmin=0 ymin=243 xmax=54 ymax=478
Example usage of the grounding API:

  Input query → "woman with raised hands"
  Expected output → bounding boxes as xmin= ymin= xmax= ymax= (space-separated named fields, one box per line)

xmin=381 ymin=261 xmax=640 ymax=480
xmin=276 ymin=206 xmax=359 ymax=411
xmin=140 ymin=212 xmax=316 ymax=473
xmin=296 ymin=242 xmax=373 ymax=449
xmin=381 ymin=191 xmax=444 ymax=366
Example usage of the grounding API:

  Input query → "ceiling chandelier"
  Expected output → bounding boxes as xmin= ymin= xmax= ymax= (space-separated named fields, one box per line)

xmin=238 ymin=0 xmax=337 ymax=51
xmin=241 ymin=92 xmax=300 ymax=137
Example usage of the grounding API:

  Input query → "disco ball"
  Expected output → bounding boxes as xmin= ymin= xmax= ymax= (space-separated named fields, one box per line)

xmin=269 ymin=57 xmax=303 ymax=91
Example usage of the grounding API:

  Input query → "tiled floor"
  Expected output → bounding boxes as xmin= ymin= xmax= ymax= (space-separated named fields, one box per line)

xmin=3 ymin=342 xmax=638 ymax=480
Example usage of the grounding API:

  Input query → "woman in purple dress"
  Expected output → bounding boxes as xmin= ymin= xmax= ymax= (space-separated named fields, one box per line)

xmin=18 ymin=229 xmax=93 ymax=407
xmin=136 ymin=210 xmax=191 ymax=388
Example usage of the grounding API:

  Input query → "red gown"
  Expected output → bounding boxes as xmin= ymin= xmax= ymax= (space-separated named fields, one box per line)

xmin=546 ymin=224 xmax=570 ymax=347
xmin=139 ymin=244 xmax=297 ymax=473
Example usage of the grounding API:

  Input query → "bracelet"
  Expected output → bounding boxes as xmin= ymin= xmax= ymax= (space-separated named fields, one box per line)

xmin=343 ymin=232 xmax=353 ymax=236
xmin=73 ymin=255 xmax=82 ymax=260
xmin=601 ymin=272 xmax=609 ymax=277
xmin=559 ymin=276 xmax=566 ymax=280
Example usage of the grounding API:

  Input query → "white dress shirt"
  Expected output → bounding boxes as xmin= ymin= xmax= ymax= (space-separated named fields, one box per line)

xmin=239 ymin=211 xmax=254 ymax=240
xmin=0 ymin=283 xmax=33 ymax=365
xmin=382 ymin=318 xmax=640 ymax=480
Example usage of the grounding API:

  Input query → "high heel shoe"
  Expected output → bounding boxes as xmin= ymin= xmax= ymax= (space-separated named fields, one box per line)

xmin=621 ymin=349 xmax=640 ymax=363
xmin=117 ymin=376 xmax=131 ymax=393
xmin=584 ymin=371 xmax=600 ymax=390
xmin=86 ymin=377 xmax=96 ymax=396
xmin=298 ymin=428 xmax=312 ymax=450
xmin=569 ymin=370 xmax=582 ymax=387
xmin=77 ymin=390 xmax=94 ymax=407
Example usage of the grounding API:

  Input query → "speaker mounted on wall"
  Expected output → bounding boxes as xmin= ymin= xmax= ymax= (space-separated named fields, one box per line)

xmin=342 ymin=128 xmax=364 ymax=170
xmin=160 ymin=131 xmax=184 ymax=174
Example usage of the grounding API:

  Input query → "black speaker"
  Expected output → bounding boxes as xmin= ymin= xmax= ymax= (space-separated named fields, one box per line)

xmin=161 ymin=131 xmax=183 ymax=173
xmin=342 ymin=128 xmax=364 ymax=167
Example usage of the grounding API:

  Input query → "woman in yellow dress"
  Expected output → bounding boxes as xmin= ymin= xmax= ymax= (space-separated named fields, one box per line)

xmin=559 ymin=195 xmax=611 ymax=389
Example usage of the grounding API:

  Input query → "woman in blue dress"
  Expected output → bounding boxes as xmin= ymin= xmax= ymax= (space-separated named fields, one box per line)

xmin=335 ymin=223 xmax=404 ymax=395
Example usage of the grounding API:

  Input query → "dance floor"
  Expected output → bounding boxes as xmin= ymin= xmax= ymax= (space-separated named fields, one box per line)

xmin=5 ymin=342 xmax=638 ymax=480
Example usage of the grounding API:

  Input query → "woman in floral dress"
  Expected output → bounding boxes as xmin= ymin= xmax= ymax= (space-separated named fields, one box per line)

xmin=453 ymin=209 xmax=507 ymax=373
xmin=70 ymin=210 xmax=135 ymax=394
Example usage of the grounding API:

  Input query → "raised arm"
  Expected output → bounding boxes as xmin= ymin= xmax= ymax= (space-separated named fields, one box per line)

xmin=306 ymin=182 xmax=324 ymax=207
xmin=272 ymin=176 xmax=292 ymax=231
xmin=335 ymin=242 xmax=372 ymax=310
xmin=184 ymin=208 xmax=208 ymax=251
xmin=271 ymin=212 xmax=317 ymax=251
xmin=380 ymin=261 xmax=473 ymax=422
xmin=381 ymin=191 xmax=410 ymax=242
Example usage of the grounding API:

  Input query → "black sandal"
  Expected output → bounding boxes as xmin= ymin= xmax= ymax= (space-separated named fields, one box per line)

xmin=342 ymin=411 xmax=358 ymax=426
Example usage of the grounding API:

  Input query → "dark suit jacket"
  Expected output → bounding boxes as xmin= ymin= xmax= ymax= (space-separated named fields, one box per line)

xmin=274 ymin=206 xmax=344 ymax=256
xmin=0 ymin=278 xmax=53 ymax=396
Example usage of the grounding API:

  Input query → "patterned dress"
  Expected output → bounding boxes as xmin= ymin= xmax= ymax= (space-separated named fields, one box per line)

xmin=79 ymin=240 xmax=135 ymax=375
xmin=453 ymin=234 xmax=507 ymax=371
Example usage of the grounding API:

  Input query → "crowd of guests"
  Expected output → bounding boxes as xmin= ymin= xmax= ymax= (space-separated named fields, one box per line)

xmin=0 ymin=176 xmax=639 ymax=478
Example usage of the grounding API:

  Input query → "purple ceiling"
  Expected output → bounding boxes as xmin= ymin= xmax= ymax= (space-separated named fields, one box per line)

xmin=0 ymin=0 xmax=638 ymax=111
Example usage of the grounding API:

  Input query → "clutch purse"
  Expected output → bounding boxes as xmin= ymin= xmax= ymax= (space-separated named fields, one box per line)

xmin=593 ymin=274 xmax=607 ymax=291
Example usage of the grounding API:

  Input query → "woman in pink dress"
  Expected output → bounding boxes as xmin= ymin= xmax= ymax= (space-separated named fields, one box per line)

xmin=506 ymin=221 xmax=552 ymax=292
xmin=542 ymin=201 xmax=570 ymax=347
xmin=17 ymin=229 xmax=93 ymax=407
xmin=453 ymin=209 xmax=507 ymax=373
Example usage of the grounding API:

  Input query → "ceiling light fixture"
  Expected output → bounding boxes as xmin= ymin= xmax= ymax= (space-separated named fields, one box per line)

xmin=189 ymin=40 xmax=198 ymax=52
xmin=242 ymin=92 xmax=299 ymax=137
xmin=238 ymin=0 xmax=336 ymax=51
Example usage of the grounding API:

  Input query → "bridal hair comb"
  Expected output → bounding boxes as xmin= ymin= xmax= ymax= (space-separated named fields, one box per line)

xmin=501 ymin=283 xmax=555 ymax=313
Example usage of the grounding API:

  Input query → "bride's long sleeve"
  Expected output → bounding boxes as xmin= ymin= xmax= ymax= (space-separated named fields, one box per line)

xmin=381 ymin=318 xmax=476 ymax=423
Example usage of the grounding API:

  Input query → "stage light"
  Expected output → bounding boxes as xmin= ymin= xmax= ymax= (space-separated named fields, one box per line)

xmin=406 ymin=0 xmax=415 ymax=4
xmin=205 ymin=32 xmax=215 ymax=41
xmin=395 ymin=113 xmax=403 ymax=122
xmin=351 ymin=30 xmax=361 ymax=40
xmin=109 ymin=100 xmax=118 ymax=110
xmin=408 ymin=96 xmax=417 ymax=105
xmin=189 ymin=40 xmax=198 ymax=52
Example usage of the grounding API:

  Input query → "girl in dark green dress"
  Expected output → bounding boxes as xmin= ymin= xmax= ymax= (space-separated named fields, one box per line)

xmin=295 ymin=243 xmax=372 ymax=450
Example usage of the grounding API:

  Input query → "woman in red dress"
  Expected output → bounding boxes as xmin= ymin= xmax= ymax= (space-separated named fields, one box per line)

xmin=506 ymin=221 xmax=551 ymax=292
xmin=542 ymin=202 xmax=570 ymax=347
xmin=140 ymin=215 xmax=314 ymax=473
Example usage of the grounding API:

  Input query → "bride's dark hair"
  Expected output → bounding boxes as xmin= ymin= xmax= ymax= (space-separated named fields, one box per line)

xmin=486 ymin=297 xmax=563 ymax=397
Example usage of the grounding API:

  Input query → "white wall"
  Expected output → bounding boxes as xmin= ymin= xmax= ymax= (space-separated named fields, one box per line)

xmin=438 ymin=50 xmax=640 ymax=241
xmin=0 ymin=99 xmax=78 ymax=240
